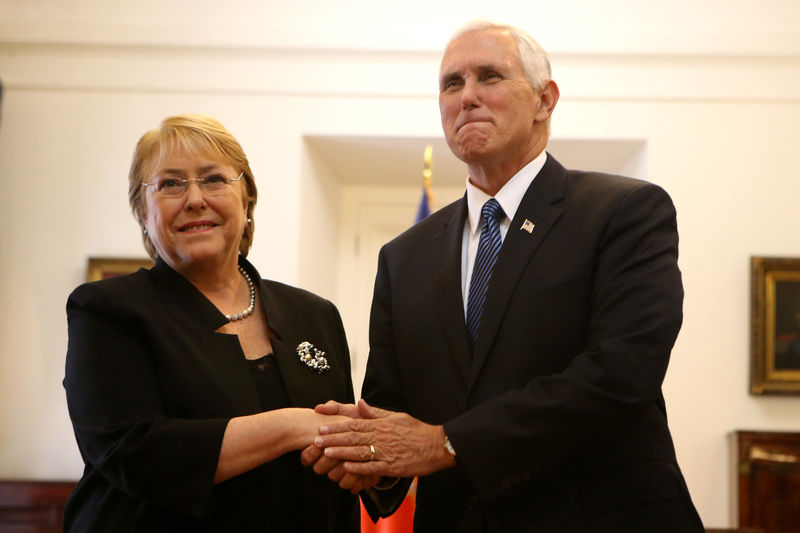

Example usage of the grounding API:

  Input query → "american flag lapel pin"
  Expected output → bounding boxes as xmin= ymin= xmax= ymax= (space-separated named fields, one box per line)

xmin=520 ymin=219 xmax=535 ymax=234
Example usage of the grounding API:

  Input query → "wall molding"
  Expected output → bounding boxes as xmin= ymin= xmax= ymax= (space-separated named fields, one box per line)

xmin=2 ymin=41 xmax=799 ymax=103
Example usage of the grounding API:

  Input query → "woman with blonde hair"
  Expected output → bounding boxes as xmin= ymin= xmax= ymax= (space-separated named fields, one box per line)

xmin=64 ymin=114 xmax=359 ymax=532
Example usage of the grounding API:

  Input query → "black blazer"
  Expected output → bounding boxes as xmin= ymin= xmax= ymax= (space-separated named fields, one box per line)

xmin=64 ymin=257 xmax=359 ymax=532
xmin=362 ymin=155 xmax=704 ymax=532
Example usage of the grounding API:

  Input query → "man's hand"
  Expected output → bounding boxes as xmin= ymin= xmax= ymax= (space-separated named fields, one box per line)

xmin=301 ymin=400 xmax=375 ymax=472
xmin=300 ymin=400 xmax=360 ymax=468
xmin=313 ymin=399 xmax=455 ymax=478
xmin=300 ymin=400 xmax=383 ymax=493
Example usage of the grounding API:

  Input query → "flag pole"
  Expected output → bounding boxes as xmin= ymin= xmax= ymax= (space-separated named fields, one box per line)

xmin=415 ymin=145 xmax=435 ymax=222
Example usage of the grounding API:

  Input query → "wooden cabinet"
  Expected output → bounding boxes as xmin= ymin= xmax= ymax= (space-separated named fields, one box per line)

xmin=734 ymin=431 xmax=800 ymax=533
xmin=706 ymin=529 xmax=764 ymax=533
xmin=0 ymin=480 xmax=76 ymax=533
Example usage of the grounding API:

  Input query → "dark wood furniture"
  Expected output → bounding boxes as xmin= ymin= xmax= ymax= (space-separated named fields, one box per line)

xmin=706 ymin=529 xmax=764 ymax=533
xmin=0 ymin=480 xmax=76 ymax=533
xmin=734 ymin=431 xmax=800 ymax=533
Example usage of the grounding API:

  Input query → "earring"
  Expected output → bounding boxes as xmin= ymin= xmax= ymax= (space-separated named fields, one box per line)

xmin=247 ymin=219 xmax=252 ymax=224
xmin=143 ymin=228 xmax=148 ymax=235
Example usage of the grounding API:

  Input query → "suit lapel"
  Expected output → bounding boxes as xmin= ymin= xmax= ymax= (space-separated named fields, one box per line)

xmin=258 ymin=280 xmax=350 ymax=408
xmin=469 ymin=155 xmax=567 ymax=388
xmin=432 ymin=198 xmax=472 ymax=384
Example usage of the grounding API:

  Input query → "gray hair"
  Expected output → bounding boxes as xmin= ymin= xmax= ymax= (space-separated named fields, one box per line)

xmin=449 ymin=20 xmax=551 ymax=90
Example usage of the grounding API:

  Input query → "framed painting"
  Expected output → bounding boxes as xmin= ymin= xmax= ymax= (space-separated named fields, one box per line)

xmin=86 ymin=257 xmax=154 ymax=282
xmin=750 ymin=256 xmax=800 ymax=394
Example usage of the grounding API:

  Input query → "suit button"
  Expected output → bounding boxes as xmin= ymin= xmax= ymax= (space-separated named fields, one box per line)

xmin=501 ymin=478 xmax=511 ymax=489
xmin=512 ymin=473 xmax=521 ymax=484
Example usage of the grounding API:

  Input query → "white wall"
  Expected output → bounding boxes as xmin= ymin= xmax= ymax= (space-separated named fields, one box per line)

xmin=1 ymin=0 xmax=799 ymax=528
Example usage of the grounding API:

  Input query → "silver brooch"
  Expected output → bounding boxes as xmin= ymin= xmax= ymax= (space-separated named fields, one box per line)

xmin=296 ymin=341 xmax=330 ymax=374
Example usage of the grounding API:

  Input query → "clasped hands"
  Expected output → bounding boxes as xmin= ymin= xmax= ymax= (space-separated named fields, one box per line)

xmin=300 ymin=399 xmax=453 ymax=494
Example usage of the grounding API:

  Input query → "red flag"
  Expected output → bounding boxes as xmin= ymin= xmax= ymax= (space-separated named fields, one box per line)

xmin=360 ymin=479 xmax=417 ymax=533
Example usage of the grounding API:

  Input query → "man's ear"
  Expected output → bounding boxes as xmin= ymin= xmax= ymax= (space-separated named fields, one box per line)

xmin=534 ymin=79 xmax=559 ymax=123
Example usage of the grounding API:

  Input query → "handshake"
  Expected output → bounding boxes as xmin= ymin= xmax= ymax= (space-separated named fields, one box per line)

xmin=300 ymin=399 xmax=456 ymax=494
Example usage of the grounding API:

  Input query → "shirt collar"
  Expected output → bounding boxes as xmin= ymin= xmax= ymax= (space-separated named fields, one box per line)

xmin=466 ymin=150 xmax=548 ymax=235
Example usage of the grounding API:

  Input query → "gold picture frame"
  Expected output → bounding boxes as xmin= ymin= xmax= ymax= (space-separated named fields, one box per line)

xmin=750 ymin=256 xmax=800 ymax=394
xmin=87 ymin=257 xmax=154 ymax=282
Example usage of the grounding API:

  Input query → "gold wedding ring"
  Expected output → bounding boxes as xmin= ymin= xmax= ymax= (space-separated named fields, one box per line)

xmin=369 ymin=444 xmax=376 ymax=461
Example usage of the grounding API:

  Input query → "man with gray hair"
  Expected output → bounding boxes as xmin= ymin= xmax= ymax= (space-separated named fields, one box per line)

xmin=308 ymin=20 xmax=704 ymax=532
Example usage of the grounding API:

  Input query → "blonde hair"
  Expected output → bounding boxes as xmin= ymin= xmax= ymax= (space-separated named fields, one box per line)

xmin=128 ymin=114 xmax=257 ymax=259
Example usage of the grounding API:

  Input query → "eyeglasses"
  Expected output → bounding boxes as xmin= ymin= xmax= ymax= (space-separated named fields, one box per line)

xmin=141 ymin=172 xmax=243 ymax=197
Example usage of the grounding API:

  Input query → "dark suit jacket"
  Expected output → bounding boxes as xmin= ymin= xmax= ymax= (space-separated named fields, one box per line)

xmin=64 ymin=257 xmax=359 ymax=532
xmin=361 ymin=155 xmax=704 ymax=532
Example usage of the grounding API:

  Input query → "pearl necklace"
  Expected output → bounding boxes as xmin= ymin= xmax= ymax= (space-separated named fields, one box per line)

xmin=226 ymin=266 xmax=256 ymax=322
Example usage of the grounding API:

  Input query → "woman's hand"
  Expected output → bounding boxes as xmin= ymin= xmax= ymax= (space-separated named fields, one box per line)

xmin=214 ymin=408 xmax=349 ymax=484
xmin=290 ymin=408 xmax=352 ymax=450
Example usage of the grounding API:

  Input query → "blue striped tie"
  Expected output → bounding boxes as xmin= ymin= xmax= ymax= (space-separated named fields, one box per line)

xmin=466 ymin=198 xmax=505 ymax=344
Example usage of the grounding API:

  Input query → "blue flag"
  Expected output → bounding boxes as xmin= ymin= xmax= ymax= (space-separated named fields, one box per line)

xmin=415 ymin=185 xmax=431 ymax=223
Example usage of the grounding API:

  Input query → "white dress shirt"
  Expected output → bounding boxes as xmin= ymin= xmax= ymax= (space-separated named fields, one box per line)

xmin=461 ymin=150 xmax=547 ymax=316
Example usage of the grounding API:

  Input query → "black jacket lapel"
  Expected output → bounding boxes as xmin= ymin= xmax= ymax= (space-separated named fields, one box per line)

xmin=432 ymin=198 xmax=472 ymax=384
xmin=257 ymin=277 xmax=353 ymax=409
xmin=469 ymin=155 xmax=567 ymax=388
xmin=148 ymin=257 xmax=263 ymax=412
